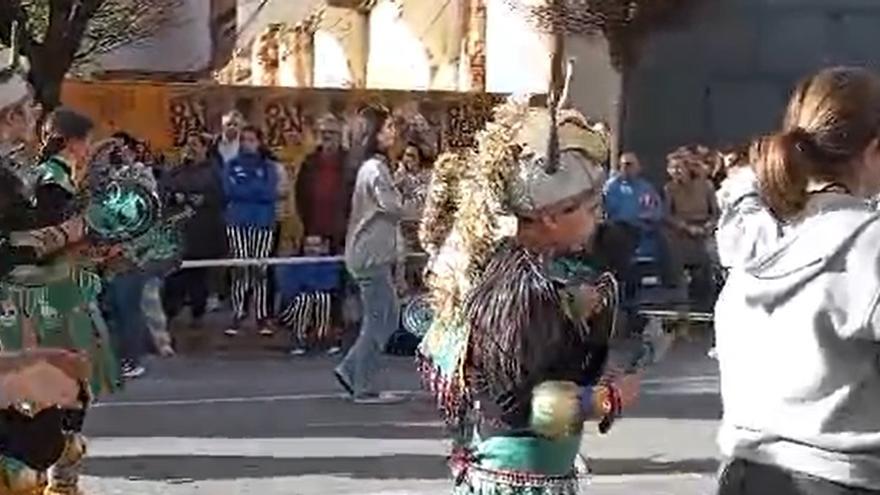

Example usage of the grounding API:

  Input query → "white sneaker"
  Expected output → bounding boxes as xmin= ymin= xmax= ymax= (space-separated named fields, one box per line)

xmin=122 ymin=363 xmax=147 ymax=380
xmin=259 ymin=327 xmax=275 ymax=337
xmin=326 ymin=346 xmax=342 ymax=356
xmin=289 ymin=347 xmax=307 ymax=356
xmin=224 ymin=327 xmax=240 ymax=337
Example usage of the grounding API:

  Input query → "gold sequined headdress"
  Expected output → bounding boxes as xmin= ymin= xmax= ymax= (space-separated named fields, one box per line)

xmin=420 ymin=60 xmax=609 ymax=320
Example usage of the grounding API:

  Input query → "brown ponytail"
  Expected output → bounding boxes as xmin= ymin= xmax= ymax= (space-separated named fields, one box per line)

xmin=753 ymin=130 xmax=812 ymax=219
xmin=754 ymin=67 xmax=880 ymax=220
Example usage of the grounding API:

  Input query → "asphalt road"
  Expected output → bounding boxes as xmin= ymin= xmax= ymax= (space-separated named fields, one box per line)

xmin=80 ymin=334 xmax=722 ymax=494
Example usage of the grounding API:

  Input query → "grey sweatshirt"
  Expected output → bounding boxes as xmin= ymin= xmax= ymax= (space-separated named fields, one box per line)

xmin=715 ymin=167 xmax=783 ymax=269
xmin=344 ymin=155 xmax=403 ymax=274
xmin=715 ymin=191 xmax=880 ymax=489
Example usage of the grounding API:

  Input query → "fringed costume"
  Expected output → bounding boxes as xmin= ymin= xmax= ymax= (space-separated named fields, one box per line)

xmin=416 ymin=86 xmax=629 ymax=494
xmin=0 ymin=132 xmax=174 ymax=494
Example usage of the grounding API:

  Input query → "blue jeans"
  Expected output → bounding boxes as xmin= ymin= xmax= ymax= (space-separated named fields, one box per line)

xmin=105 ymin=271 xmax=149 ymax=365
xmin=336 ymin=264 xmax=399 ymax=397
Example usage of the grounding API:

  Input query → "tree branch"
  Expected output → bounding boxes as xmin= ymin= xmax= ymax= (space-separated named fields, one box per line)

xmin=0 ymin=0 xmax=40 ymax=58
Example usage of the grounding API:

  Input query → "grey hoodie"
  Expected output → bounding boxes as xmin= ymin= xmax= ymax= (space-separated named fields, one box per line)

xmin=715 ymin=167 xmax=783 ymax=269
xmin=715 ymin=191 xmax=880 ymax=489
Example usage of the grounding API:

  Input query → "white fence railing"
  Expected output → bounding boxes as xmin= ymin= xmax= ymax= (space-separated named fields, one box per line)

xmin=179 ymin=253 xmax=429 ymax=269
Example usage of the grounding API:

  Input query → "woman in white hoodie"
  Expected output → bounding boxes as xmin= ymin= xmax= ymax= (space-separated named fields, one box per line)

xmin=715 ymin=67 xmax=880 ymax=494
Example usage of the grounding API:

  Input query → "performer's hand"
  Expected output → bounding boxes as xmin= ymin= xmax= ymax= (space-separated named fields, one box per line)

xmin=615 ymin=373 xmax=641 ymax=410
xmin=579 ymin=285 xmax=604 ymax=316
xmin=0 ymin=360 xmax=82 ymax=411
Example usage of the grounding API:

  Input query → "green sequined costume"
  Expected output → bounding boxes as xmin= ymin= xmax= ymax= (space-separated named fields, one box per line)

xmin=0 ymin=156 xmax=122 ymax=495
xmin=1 ymin=156 xmax=120 ymax=396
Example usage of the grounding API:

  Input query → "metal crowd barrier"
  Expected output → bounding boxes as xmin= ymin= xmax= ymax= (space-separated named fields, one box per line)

xmin=177 ymin=256 xmax=715 ymax=325
xmin=179 ymin=253 xmax=429 ymax=269
xmin=638 ymin=308 xmax=714 ymax=323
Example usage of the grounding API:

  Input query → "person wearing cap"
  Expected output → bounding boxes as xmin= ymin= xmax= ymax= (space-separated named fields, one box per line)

xmin=416 ymin=89 xmax=642 ymax=493
xmin=296 ymin=112 xmax=352 ymax=255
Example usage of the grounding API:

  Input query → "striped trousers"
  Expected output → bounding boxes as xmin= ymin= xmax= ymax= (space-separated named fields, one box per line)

xmin=227 ymin=226 xmax=276 ymax=322
xmin=278 ymin=291 xmax=332 ymax=348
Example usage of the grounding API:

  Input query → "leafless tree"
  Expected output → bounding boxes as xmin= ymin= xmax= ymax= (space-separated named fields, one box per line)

xmin=503 ymin=0 xmax=700 ymax=71
xmin=0 ymin=0 xmax=183 ymax=111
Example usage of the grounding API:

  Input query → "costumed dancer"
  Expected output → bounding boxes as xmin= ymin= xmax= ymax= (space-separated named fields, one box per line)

xmin=0 ymin=65 xmax=163 ymax=495
xmin=0 ymin=50 xmax=115 ymax=494
xmin=416 ymin=63 xmax=642 ymax=494
xmin=0 ymin=54 xmax=94 ymax=494
xmin=101 ymin=137 xmax=189 ymax=364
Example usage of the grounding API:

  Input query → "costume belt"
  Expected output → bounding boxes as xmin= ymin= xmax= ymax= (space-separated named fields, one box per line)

xmin=0 ymin=385 xmax=89 ymax=472
xmin=450 ymin=431 xmax=583 ymax=487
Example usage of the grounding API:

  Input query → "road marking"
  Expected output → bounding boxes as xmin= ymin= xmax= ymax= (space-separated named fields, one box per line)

xmin=93 ymin=375 xmax=719 ymax=409
xmin=86 ymin=422 xmax=720 ymax=461
xmin=83 ymin=473 xmax=716 ymax=494
xmin=87 ymin=437 xmax=450 ymax=459
xmin=92 ymin=390 xmax=427 ymax=408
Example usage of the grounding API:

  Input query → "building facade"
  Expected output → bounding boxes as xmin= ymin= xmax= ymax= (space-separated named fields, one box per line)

xmin=622 ymin=0 xmax=880 ymax=180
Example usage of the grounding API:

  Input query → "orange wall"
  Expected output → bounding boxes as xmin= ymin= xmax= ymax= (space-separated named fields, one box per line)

xmin=60 ymin=79 xmax=508 ymax=157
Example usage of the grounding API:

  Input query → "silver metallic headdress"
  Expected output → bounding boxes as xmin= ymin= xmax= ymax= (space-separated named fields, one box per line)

xmin=503 ymin=60 xmax=609 ymax=216
xmin=418 ymin=58 xmax=610 ymax=322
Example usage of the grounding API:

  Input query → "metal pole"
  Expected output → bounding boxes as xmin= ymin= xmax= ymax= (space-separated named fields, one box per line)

xmin=178 ymin=252 xmax=428 ymax=269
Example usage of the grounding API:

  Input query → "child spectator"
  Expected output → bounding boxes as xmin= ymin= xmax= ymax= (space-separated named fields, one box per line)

xmin=277 ymin=236 xmax=344 ymax=356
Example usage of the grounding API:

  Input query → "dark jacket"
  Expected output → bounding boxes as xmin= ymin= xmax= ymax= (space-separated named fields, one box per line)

xmin=161 ymin=159 xmax=227 ymax=259
xmin=222 ymin=151 xmax=279 ymax=229
xmin=295 ymin=148 xmax=352 ymax=253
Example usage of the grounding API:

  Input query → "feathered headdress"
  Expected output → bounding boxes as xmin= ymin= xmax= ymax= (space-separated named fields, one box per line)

xmin=417 ymin=59 xmax=610 ymax=425
xmin=420 ymin=59 xmax=609 ymax=321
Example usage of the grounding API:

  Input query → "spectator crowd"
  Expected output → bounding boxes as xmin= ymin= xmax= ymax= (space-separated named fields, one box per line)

xmin=106 ymin=105 xmax=743 ymax=391
xmin=107 ymin=108 xmax=433 ymax=388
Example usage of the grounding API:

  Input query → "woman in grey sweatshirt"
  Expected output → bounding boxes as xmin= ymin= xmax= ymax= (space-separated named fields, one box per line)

xmin=715 ymin=67 xmax=880 ymax=494
xmin=336 ymin=106 xmax=404 ymax=404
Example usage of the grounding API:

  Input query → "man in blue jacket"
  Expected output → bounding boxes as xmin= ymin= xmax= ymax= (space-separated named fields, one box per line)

xmin=222 ymin=125 xmax=279 ymax=336
xmin=604 ymin=152 xmax=683 ymax=299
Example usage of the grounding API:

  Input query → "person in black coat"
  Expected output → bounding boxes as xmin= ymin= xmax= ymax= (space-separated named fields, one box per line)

xmin=160 ymin=132 xmax=227 ymax=328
